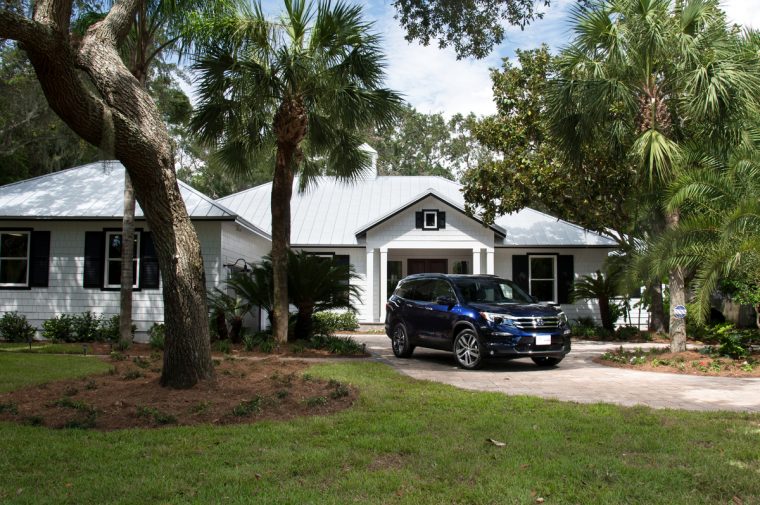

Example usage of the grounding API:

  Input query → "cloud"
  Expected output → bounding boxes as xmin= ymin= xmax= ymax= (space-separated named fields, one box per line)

xmin=721 ymin=0 xmax=760 ymax=28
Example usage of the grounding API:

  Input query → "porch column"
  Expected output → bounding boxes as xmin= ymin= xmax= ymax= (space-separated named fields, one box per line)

xmin=472 ymin=248 xmax=481 ymax=274
xmin=379 ymin=248 xmax=389 ymax=322
xmin=366 ymin=248 xmax=375 ymax=322
xmin=486 ymin=248 xmax=495 ymax=275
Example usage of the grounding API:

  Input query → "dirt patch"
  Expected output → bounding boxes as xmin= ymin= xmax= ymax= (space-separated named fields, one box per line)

xmin=595 ymin=350 xmax=760 ymax=377
xmin=0 ymin=356 xmax=357 ymax=430
xmin=368 ymin=453 xmax=408 ymax=471
xmin=574 ymin=332 xmax=674 ymax=344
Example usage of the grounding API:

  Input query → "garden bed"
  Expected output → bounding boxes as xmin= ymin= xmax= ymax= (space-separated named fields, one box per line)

xmin=0 ymin=356 xmax=357 ymax=430
xmin=595 ymin=347 xmax=760 ymax=377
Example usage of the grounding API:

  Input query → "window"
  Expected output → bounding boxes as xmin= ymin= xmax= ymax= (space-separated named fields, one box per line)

xmin=0 ymin=231 xmax=29 ymax=287
xmin=83 ymin=230 xmax=158 ymax=290
xmin=423 ymin=210 xmax=437 ymax=229
xmin=529 ymin=256 xmax=556 ymax=302
xmin=104 ymin=232 xmax=140 ymax=288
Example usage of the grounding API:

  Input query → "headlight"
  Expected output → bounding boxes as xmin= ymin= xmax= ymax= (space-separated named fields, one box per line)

xmin=480 ymin=312 xmax=515 ymax=326
xmin=558 ymin=312 xmax=568 ymax=325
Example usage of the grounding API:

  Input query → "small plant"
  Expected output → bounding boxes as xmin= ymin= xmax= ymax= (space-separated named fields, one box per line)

xmin=0 ymin=401 xmax=18 ymax=415
xmin=132 ymin=356 xmax=150 ymax=369
xmin=242 ymin=332 xmax=257 ymax=351
xmin=63 ymin=413 xmax=97 ymax=429
xmin=614 ymin=326 xmax=643 ymax=341
xmin=41 ymin=314 xmax=75 ymax=342
xmin=290 ymin=341 xmax=306 ymax=354
xmin=23 ymin=415 xmax=44 ymax=426
xmin=313 ymin=311 xmax=359 ymax=335
xmin=110 ymin=351 xmax=127 ymax=361
xmin=150 ymin=351 xmax=162 ymax=362
xmin=63 ymin=386 xmax=79 ymax=397
xmin=329 ymin=380 xmax=350 ymax=399
xmin=305 ymin=396 xmax=328 ymax=407
xmin=148 ymin=323 xmax=165 ymax=350
xmin=190 ymin=401 xmax=211 ymax=414
xmin=113 ymin=339 xmax=131 ymax=352
xmin=53 ymin=397 xmax=92 ymax=411
xmin=232 ymin=397 xmax=262 ymax=417
xmin=308 ymin=334 xmax=365 ymax=355
xmin=302 ymin=373 xmax=313 ymax=382
xmin=270 ymin=371 xmax=295 ymax=387
xmin=0 ymin=311 xmax=36 ymax=343
xmin=70 ymin=312 xmax=101 ymax=342
xmin=84 ymin=380 xmax=98 ymax=391
xmin=213 ymin=339 xmax=232 ymax=354
xmin=136 ymin=406 xmax=177 ymax=425
xmin=740 ymin=361 xmax=755 ymax=372
xmin=275 ymin=390 xmax=289 ymax=399
xmin=123 ymin=370 xmax=144 ymax=380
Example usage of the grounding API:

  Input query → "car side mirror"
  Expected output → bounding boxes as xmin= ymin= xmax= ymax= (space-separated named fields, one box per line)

xmin=436 ymin=295 xmax=456 ymax=307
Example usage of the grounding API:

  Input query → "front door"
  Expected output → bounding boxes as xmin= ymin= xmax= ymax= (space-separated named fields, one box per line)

xmin=408 ymin=258 xmax=448 ymax=275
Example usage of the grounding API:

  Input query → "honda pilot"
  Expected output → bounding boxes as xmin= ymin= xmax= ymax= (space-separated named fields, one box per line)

xmin=385 ymin=274 xmax=571 ymax=369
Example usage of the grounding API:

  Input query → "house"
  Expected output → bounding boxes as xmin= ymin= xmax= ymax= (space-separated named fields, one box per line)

xmin=218 ymin=153 xmax=620 ymax=326
xmin=0 ymin=157 xmax=621 ymax=340
xmin=0 ymin=161 xmax=270 ymax=338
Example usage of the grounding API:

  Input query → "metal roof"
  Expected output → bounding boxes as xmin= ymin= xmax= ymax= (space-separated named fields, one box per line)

xmin=0 ymin=161 xmax=269 ymax=238
xmin=218 ymin=176 xmax=618 ymax=248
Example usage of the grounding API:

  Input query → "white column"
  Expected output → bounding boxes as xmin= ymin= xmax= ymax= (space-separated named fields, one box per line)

xmin=379 ymin=248 xmax=388 ymax=322
xmin=472 ymin=248 xmax=481 ymax=274
xmin=486 ymin=248 xmax=495 ymax=275
xmin=366 ymin=248 xmax=375 ymax=322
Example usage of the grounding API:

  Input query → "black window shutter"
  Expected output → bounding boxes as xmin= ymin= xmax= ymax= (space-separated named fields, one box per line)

xmin=83 ymin=231 xmax=104 ymax=288
xmin=512 ymin=255 xmax=529 ymax=293
xmin=139 ymin=232 xmax=160 ymax=289
xmin=415 ymin=211 xmax=423 ymax=229
xmin=29 ymin=231 xmax=50 ymax=287
xmin=333 ymin=254 xmax=350 ymax=304
xmin=437 ymin=211 xmax=446 ymax=229
xmin=557 ymin=255 xmax=574 ymax=304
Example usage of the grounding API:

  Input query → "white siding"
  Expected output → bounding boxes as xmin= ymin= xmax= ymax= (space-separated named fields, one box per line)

xmin=0 ymin=220 xmax=223 ymax=342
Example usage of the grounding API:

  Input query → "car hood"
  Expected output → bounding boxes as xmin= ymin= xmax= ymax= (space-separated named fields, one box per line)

xmin=468 ymin=302 xmax=562 ymax=318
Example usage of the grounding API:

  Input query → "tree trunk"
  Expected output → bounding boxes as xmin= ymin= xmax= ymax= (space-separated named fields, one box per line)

xmin=2 ymin=1 xmax=214 ymax=388
xmin=295 ymin=303 xmax=315 ymax=340
xmin=598 ymin=297 xmax=613 ymax=332
xmin=119 ymin=172 xmax=135 ymax=348
xmin=214 ymin=309 xmax=228 ymax=342
xmin=270 ymin=145 xmax=295 ymax=344
xmin=648 ymin=282 xmax=667 ymax=333
xmin=666 ymin=209 xmax=687 ymax=352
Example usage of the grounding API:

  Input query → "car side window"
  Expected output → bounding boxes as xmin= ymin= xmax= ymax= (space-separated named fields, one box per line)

xmin=394 ymin=281 xmax=409 ymax=299
xmin=431 ymin=280 xmax=455 ymax=301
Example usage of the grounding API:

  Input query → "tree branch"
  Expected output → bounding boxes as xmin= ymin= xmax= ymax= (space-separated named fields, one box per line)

xmin=31 ymin=0 xmax=73 ymax=35
xmin=0 ymin=9 xmax=55 ymax=49
xmin=92 ymin=0 xmax=142 ymax=48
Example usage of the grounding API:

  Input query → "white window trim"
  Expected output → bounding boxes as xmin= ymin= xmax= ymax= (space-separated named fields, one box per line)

xmin=423 ymin=210 xmax=438 ymax=229
xmin=0 ymin=230 xmax=30 ymax=287
xmin=104 ymin=231 xmax=141 ymax=289
xmin=529 ymin=255 xmax=557 ymax=303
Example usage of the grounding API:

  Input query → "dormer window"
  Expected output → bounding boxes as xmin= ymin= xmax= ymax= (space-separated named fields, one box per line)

xmin=423 ymin=210 xmax=438 ymax=229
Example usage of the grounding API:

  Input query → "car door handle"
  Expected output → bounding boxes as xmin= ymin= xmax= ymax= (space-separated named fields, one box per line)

xmin=425 ymin=307 xmax=433 ymax=311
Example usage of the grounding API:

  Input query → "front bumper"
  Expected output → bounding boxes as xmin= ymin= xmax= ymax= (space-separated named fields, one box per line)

xmin=480 ymin=327 xmax=571 ymax=358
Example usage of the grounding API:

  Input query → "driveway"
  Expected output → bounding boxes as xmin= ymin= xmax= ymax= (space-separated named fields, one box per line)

xmin=348 ymin=334 xmax=760 ymax=413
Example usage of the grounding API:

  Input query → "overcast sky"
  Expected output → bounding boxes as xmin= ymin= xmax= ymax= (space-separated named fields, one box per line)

xmin=183 ymin=0 xmax=759 ymax=119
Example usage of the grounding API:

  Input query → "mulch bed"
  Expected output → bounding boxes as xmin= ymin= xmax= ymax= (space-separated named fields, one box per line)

xmin=573 ymin=332 xmax=671 ymax=344
xmin=595 ymin=350 xmax=760 ymax=377
xmin=0 ymin=356 xmax=357 ymax=430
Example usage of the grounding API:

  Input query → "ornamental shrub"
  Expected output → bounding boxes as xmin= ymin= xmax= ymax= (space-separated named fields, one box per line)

xmin=0 ymin=312 xmax=36 ymax=343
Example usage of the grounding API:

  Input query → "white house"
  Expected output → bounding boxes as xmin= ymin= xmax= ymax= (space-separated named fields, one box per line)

xmin=0 ymin=161 xmax=270 ymax=338
xmin=0 ymin=158 xmax=620 ymax=340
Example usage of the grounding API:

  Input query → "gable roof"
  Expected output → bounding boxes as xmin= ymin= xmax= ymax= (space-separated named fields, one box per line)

xmin=0 ymin=161 xmax=269 ymax=238
xmin=218 ymin=175 xmax=617 ymax=248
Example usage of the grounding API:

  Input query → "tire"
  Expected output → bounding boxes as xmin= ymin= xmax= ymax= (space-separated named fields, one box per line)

xmin=532 ymin=357 xmax=563 ymax=367
xmin=453 ymin=329 xmax=484 ymax=370
xmin=391 ymin=323 xmax=414 ymax=358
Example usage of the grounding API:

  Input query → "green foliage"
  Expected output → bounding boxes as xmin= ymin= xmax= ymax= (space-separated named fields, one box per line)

xmin=40 ymin=313 xmax=131 ymax=344
xmin=41 ymin=315 xmax=75 ymax=342
xmin=572 ymin=269 xmax=622 ymax=331
xmin=0 ymin=311 xmax=35 ymax=343
xmin=305 ymin=396 xmax=328 ymax=407
xmin=207 ymin=288 xmax=250 ymax=343
xmin=307 ymin=335 xmax=365 ymax=356
xmin=393 ymin=0 xmax=544 ymax=58
xmin=312 ymin=311 xmax=359 ymax=335
xmin=0 ymin=401 xmax=18 ymax=414
xmin=213 ymin=340 xmax=232 ymax=354
xmin=136 ymin=406 xmax=177 ymax=425
xmin=148 ymin=323 xmax=165 ymax=350
xmin=232 ymin=397 xmax=262 ymax=417
xmin=70 ymin=312 xmax=101 ymax=343
xmin=713 ymin=325 xmax=758 ymax=359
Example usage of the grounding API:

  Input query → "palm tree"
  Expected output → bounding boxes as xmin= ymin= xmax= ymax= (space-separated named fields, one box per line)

xmin=572 ymin=269 xmax=621 ymax=332
xmin=548 ymin=0 xmax=760 ymax=351
xmin=191 ymin=0 xmax=402 ymax=344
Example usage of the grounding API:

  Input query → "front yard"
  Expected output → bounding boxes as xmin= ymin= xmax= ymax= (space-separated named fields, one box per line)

xmin=0 ymin=353 xmax=759 ymax=504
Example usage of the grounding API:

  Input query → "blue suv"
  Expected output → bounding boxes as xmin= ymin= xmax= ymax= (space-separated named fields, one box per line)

xmin=385 ymin=274 xmax=571 ymax=369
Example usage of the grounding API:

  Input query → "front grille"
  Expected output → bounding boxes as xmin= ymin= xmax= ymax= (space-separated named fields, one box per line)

xmin=512 ymin=316 xmax=560 ymax=331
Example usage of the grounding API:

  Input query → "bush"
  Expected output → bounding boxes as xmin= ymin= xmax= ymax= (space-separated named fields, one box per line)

xmin=0 ymin=311 xmax=36 ymax=342
xmin=308 ymin=334 xmax=365 ymax=355
xmin=148 ymin=323 xmax=165 ymax=350
xmin=312 ymin=311 xmax=359 ymax=335
xmin=41 ymin=314 xmax=75 ymax=342
xmin=213 ymin=339 xmax=232 ymax=354
xmin=71 ymin=312 xmax=101 ymax=342
xmin=614 ymin=325 xmax=643 ymax=341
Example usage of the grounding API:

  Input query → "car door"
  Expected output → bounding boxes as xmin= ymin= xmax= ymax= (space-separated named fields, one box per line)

xmin=399 ymin=279 xmax=432 ymax=342
xmin=427 ymin=279 xmax=459 ymax=347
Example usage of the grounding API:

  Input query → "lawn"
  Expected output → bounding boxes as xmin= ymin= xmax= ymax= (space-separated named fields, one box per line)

xmin=0 ymin=353 xmax=111 ymax=393
xmin=0 ymin=342 xmax=93 ymax=355
xmin=0 ymin=355 xmax=759 ymax=504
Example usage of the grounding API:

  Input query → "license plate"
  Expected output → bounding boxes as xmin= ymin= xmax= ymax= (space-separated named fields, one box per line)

xmin=535 ymin=334 xmax=552 ymax=346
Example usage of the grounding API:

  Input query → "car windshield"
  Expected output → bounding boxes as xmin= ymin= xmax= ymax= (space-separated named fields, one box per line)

xmin=453 ymin=277 xmax=534 ymax=304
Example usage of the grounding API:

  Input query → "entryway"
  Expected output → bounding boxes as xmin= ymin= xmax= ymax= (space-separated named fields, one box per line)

xmin=407 ymin=258 xmax=448 ymax=275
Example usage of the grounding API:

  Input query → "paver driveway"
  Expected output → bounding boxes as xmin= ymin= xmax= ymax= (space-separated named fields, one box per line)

xmin=350 ymin=334 xmax=760 ymax=412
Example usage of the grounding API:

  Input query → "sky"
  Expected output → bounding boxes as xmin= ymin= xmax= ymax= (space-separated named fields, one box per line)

xmin=360 ymin=0 xmax=760 ymax=118
xmin=181 ymin=0 xmax=759 ymax=119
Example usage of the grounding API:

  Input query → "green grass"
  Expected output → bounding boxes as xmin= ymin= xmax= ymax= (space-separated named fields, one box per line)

xmin=0 ymin=353 xmax=111 ymax=393
xmin=0 ymin=342 xmax=97 ymax=355
xmin=0 ymin=358 xmax=759 ymax=504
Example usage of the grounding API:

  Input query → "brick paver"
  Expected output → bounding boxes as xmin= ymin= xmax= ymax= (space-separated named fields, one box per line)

xmin=349 ymin=334 xmax=760 ymax=412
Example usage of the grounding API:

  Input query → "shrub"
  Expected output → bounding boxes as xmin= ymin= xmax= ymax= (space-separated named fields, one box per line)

xmin=41 ymin=315 xmax=75 ymax=342
xmin=232 ymin=397 xmax=262 ymax=417
xmin=136 ymin=406 xmax=177 ymax=425
xmin=97 ymin=315 xmax=134 ymax=344
xmin=614 ymin=325 xmax=643 ymax=341
xmin=308 ymin=334 xmax=365 ymax=355
xmin=71 ymin=312 xmax=101 ymax=342
xmin=0 ymin=311 xmax=36 ymax=342
xmin=313 ymin=311 xmax=359 ymax=335
xmin=148 ymin=323 xmax=165 ymax=350
xmin=213 ymin=339 xmax=232 ymax=354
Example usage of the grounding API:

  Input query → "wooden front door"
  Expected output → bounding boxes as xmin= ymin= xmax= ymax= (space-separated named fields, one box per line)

xmin=407 ymin=259 xmax=448 ymax=275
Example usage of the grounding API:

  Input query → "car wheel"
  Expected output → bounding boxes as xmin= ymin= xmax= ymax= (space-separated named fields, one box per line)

xmin=453 ymin=329 xmax=484 ymax=370
xmin=532 ymin=357 xmax=563 ymax=367
xmin=391 ymin=323 xmax=414 ymax=358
